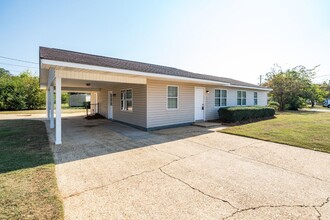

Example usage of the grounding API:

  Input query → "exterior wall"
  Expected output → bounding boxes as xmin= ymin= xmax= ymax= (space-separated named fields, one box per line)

xmin=90 ymin=92 xmax=98 ymax=114
xmin=146 ymin=79 xmax=269 ymax=128
xmin=146 ymin=79 xmax=194 ymax=128
xmin=92 ymin=79 xmax=268 ymax=130
xmin=204 ymin=87 xmax=268 ymax=120
xmin=97 ymin=83 xmax=147 ymax=128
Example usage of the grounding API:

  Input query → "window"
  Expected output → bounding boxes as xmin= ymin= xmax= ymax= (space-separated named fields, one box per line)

xmin=237 ymin=91 xmax=246 ymax=105
xmin=121 ymin=89 xmax=133 ymax=111
xmin=215 ymin=89 xmax=227 ymax=107
xmin=167 ymin=86 xmax=178 ymax=109
xmin=254 ymin=92 xmax=258 ymax=105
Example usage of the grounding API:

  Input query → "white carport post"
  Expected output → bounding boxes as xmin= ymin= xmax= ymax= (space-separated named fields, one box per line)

xmin=46 ymin=89 xmax=50 ymax=120
xmin=50 ymin=86 xmax=54 ymax=128
xmin=55 ymin=77 xmax=62 ymax=145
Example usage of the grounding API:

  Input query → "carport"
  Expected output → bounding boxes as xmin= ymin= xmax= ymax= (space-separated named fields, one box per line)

xmin=39 ymin=48 xmax=147 ymax=145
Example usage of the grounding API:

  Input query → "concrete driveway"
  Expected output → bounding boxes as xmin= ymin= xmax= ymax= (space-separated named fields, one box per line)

xmin=47 ymin=115 xmax=330 ymax=220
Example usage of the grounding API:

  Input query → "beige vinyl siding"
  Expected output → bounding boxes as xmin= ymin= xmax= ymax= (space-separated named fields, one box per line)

xmin=90 ymin=92 xmax=98 ymax=114
xmin=97 ymin=83 xmax=147 ymax=128
xmin=97 ymin=90 xmax=108 ymax=118
xmin=147 ymin=79 xmax=194 ymax=128
xmin=90 ymin=79 xmax=268 ymax=129
xmin=205 ymin=87 xmax=269 ymax=120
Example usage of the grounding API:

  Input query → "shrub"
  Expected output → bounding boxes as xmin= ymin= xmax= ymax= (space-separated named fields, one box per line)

xmin=218 ymin=106 xmax=275 ymax=123
xmin=267 ymin=101 xmax=280 ymax=111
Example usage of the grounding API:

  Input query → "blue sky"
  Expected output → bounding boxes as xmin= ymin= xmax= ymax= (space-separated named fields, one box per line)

xmin=0 ymin=0 xmax=330 ymax=84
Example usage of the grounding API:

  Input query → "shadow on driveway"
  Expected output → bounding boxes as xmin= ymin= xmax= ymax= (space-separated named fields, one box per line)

xmin=47 ymin=115 xmax=214 ymax=165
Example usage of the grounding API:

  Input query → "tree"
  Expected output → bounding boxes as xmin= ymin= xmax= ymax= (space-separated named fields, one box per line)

xmin=320 ymin=81 xmax=330 ymax=99
xmin=0 ymin=69 xmax=45 ymax=110
xmin=61 ymin=93 xmax=69 ymax=105
xmin=0 ymin=68 xmax=11 ymax=78
xmin=305 ymin=84 xmax=327 ymax=107
xmin=264 ymin=64 xmax=317 ymax=111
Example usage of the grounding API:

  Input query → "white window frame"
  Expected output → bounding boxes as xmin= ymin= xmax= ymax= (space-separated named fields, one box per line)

xmin=120 ymin=88 xmax=133 ymax=112
xmin=167 ymin=85 xmax=179 ymax=110
xmin=254 ymin=92 xmax=258 ymax=105
xmin=237 ymin=90 xmax=247 ymax=106
xmin=214 ymin=89 xmax=227 ymax=107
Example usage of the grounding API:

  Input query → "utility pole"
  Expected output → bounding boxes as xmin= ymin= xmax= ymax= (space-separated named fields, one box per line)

xmin=259 ymin=75 xmax=263 ymax=85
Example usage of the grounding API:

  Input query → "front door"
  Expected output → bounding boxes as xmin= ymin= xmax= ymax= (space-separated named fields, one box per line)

xmin=194 ymin=87 xmax=205 ymax=121
xmin=108 ymin=91 xmax=113 ymax=119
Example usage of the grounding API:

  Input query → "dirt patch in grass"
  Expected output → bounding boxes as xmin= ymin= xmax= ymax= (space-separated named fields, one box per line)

xmin=0 ymin=120 xmax=63 ymax=219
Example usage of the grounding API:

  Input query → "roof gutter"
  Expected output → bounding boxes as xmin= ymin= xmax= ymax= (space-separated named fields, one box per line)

xmin=223 ymin=84 xmax=272 ymax=91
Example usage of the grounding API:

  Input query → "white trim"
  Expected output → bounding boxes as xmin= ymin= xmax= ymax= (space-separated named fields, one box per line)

xmin=253 ymin=91 xmax=258 ymax=105
xmin=41 ymin=59 xmax=272 ymax=91
xmin=49 ymin=86 xmax=54 ymax=128
xmin=167 ymin=85 xmax=179 ymax=110
xmin=237 ymin=90 xmax=247 ymax=106
xmin=194 ymin=87 xmax=206 ymax=121
xmin=223 ymin=84 xmax=272 ymax=91
xmin=46 ymin=89 xmax=49 ymax=119
xmin=41 ymin=59 xmax=234 ymax=86
xmin=55 ymin=77 xmax=62 ymax=145
xmin=120 ymin=88 xmax=133 ymax=112
xmin=62 ymin=87 xmax=101 ymax=92
xmin=214 ymin=88 xmax=227 ymax=108
xmin=48 ymin=68 xmax=55 ymax=87
xmin=108 ymin=91 xmax=113 ymax=119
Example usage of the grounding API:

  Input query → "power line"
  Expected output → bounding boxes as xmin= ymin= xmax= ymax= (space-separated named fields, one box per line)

xmin=0 ymin=62 xmax=38 ymax=69
xmin=0 ymin=55 xmax=38 ymax=64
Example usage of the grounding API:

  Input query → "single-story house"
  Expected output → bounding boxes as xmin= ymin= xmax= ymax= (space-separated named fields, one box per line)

xmin=39 ymin=47 xmax=271 ymax=145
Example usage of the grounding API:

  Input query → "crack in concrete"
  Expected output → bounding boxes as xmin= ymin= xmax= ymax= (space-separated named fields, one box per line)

xmin=186 ymin=138 xmax=327 ymax=183
xmin=227 ymin=142 xmax=263 ymax=152
xmin=314 ymin=207 xmax=322 ymax=220
xmin=150 ymin=145 xmax=184 ymax=159
xmin=223 ymin=197 xmax=330 ymax=220
xmin=63 ymin=147 xmax=213 ymax=200
xmin=318 ymin=197 xmax=330 ymax=207
xmin=159 ymin=167 xmax=238 ymax=211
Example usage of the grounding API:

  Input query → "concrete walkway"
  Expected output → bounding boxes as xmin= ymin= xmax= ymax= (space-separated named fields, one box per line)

xmin=45 ymin=115 xmax=330 ymax=220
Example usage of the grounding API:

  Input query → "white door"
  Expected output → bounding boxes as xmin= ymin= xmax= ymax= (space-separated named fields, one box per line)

xmin=194 ymin=87 xmax=205 ymax=121
xmin=108 ymin=91 xmax=113 ymax=119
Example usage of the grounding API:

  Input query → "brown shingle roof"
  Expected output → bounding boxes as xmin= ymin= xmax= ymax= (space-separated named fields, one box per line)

xmin=40 ymin=47 xmax=267 ymax=89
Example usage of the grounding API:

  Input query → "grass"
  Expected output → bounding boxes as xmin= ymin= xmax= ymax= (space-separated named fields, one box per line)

xmin=220 ymin=111 xmax=330 ymax=153
xmin=304 ymin=104 xmax=328 ymax=109
xmin=0 ymin=104 xmax=85 ymax=114
xmin=0 ymin=120 xmax=63 ymax=219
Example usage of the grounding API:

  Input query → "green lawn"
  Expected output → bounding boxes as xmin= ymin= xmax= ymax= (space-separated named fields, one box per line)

xmin=221 ymin=111 xmax=330 ymax=153
xmin=0 ymin=107 xmax=85 ymax=114
xmin=304 ymin=104 xmax=328 ymax=109
xmin=0 ymin=120 xmax=63 ymax=219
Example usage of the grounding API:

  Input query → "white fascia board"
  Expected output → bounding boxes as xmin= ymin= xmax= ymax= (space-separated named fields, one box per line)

xmin=41 ymin=59 xmax=272 ymax=91
xmin=223 ymin=84 xmax=273 ymax=91
xmin=41 ymin=59 xmax=231 ymax=86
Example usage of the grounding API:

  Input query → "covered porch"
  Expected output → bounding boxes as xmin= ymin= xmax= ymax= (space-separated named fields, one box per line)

xmin=40 ymin=62 xmax=147 ymax=145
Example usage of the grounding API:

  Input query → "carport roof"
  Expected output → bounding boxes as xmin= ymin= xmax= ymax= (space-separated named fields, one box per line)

xmin=40 ymin=46 xmax=268 ymax=89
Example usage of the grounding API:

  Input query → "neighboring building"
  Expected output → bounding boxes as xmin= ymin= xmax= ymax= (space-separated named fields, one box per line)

xmin=69 ymin=93 xmax=90 ymax=107
xmin=39 ymin=47 xmax=271 ymax=144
